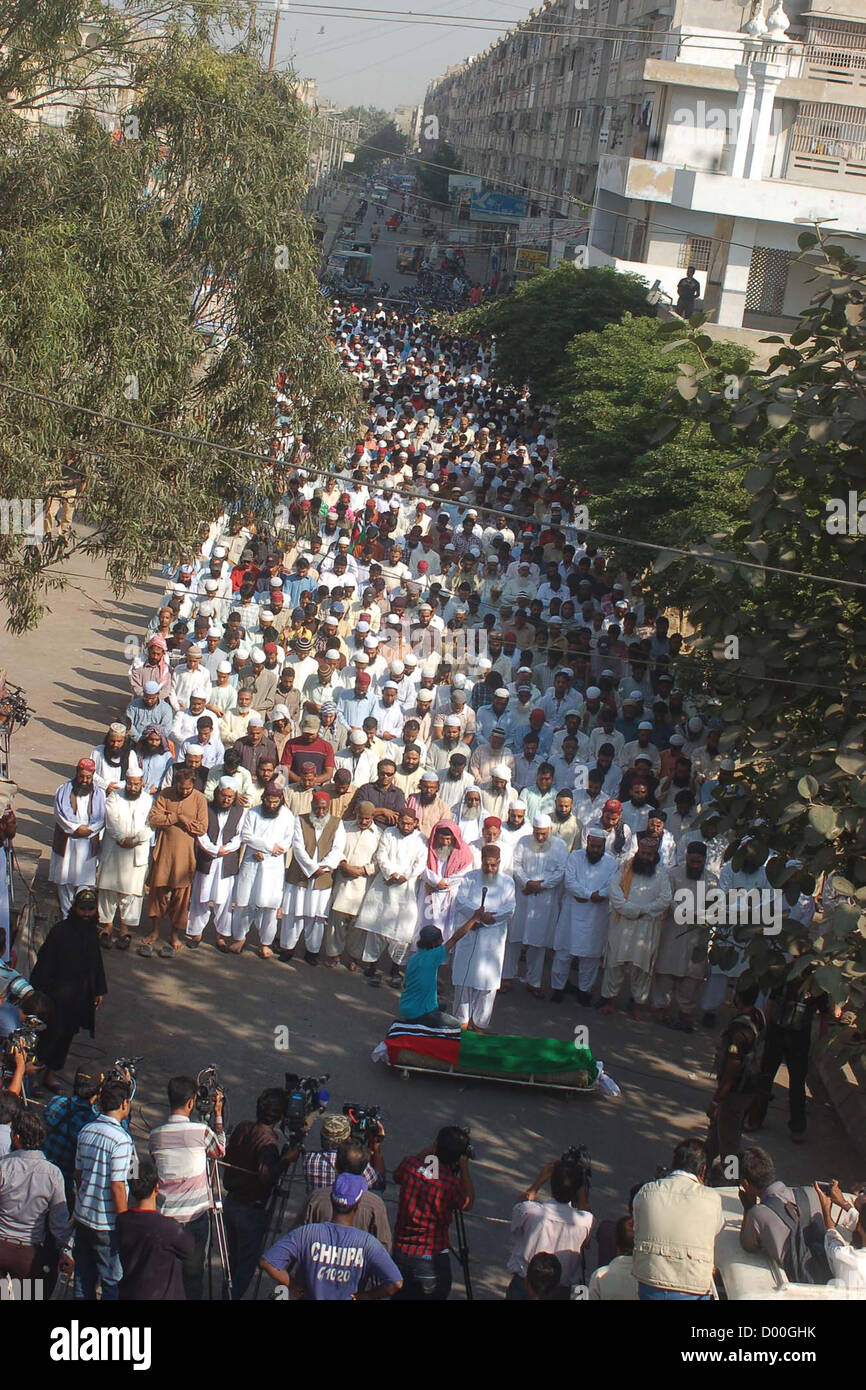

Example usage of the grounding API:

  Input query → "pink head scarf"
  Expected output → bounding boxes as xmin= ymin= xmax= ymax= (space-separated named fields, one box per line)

xmin=426 ymin=818 xmax=475 ymax=877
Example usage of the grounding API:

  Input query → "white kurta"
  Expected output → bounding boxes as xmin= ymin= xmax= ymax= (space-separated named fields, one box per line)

xmin=511 ymin=836 xmax=569 ymax=947
xmin=234 ymin=806 xmax=296 ymax=910
xmin=49 ymin=788 xmax=104 ymax=888
xmin=554 ymin=849 xmax=619 ymax=958
xmin=450 ymin=870 xmax=516 ymax=991
xmin=354 ymin=827 xmax=428 ymax=945
xmin=191 ymin=809 xmax=247 ymax=908
xmin=606 ymin=864 xmax=673 ymax=972
xmin=655 ymin=865 xmax=718 ymax=979
xmin=97 ymin=791 xmax=154 ymax=896
xmin=416 ymin=852 xmax=473 ymax=944
xmin=282 ymin=816 xmax=347 ymax=919
xmin=330 ymin=826 xmax=381 ymax=916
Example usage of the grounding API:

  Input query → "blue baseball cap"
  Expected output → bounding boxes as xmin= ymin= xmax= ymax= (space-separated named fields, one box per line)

xmin=331 ymin=1173 xmax=367 ymax=1208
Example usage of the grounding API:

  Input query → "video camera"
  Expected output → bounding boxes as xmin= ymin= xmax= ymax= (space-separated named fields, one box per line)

xmin=281 ymin=1072 xmax=330 ymax=1147
xmin=342 ymin=1103 xmax=385 ymax=1146
xmin=455 ymin=1125 xmax=474 ymax=1162
xmin=104 ymin=1055 xmax=141 ymax=1087
xmin=4 ymin=1015 xmax=45 ymax=1062
xmin=562 ymin=1143 xmax=592 ymax=1185
xmin=195 ymin=1064 xmax=224 ymax=1124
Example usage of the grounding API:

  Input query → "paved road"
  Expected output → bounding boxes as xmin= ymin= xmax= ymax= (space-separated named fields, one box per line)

xmin=5 ymin=536 xmax=861 ymax=1303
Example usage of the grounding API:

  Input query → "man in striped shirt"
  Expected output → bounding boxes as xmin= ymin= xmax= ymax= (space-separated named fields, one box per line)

xmin=149 ymin=1075 xmax=225 ymax=1301
xmin=73 ymin=1078 xmax=134 ymax=1301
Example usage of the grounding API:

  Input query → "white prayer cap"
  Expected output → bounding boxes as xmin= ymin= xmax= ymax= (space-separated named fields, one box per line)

xmin=109 ymin=721 xmax=126 ymax=735
xmin=251 ymin=647 xmax=266 ymax=663
xmin=354 ymin=651 xmax=370 ymax=665
xmin=324 ymin=615 xmax=338 ymax=627
xmin=237 ymin=645 xmax=250 ymax=659
xmin=494 ymin=688 xmax=509 ymax=700
xmin=688 ymin=716 xmax=703 ymax=733
xmin=638 ymin=720 xmax=653 ymax=731
xmin=325 ymin=648 xmax=341 ymax=660
xmin=172 ymin=583 xmax=187 ymax=594
xmin=143 ymin=680 xmax=161 ymax=696
xmin=384 ymin=680 xmax=399 ymax=691
xmin=217 ymin=661 xmax=232 ymax=674
xmin=585 ymin=686 xmax=601 ymax=699
xmin=600 ymin=667 xmax=614 ymax=678
xmin=585 ymin=823 xmax=607 ymax=841
xmin=271 ymin=704 xmax=291 ymax=721
xmin=453 ymin=673 xmax=468 ymax=689
xmin=477 ymin=657 xmax=493 ymax=672
xmin=533 ymin=813 xmax=553 ymax=830
xmin=260 ymin=611 xmax=274 ymax=624
xmin=669 ymin=732 xmax=685 ymax=747
xmin=218 ymin=776 xmax=239 ymax=790
xmin=187 ymin=644 xmax=202 ymax=657
xmin=204 ymin=579 xmax=219 ymax=592
xmin=491 ymin=762 xmax=512 ymax=780
xmin=247 ymin=714 xmax=264 ymax=728
xmin=444 ymin=715 xmax=461 ymax=728
xmin=198 ymin=602 xmax=214 ymax=618
xmin=126 ymin=752 xmax=143 ymax=778
xmin=420 ymin=770 xmax=439 ymax=783
xmin=270 ymin=577 xmax=283 ymax=588
xmin=186 ymin=742 xmax=205 ymax=756
xmin=213 ymin=546 xmax=227 ymax=558
xmin=207 ymin=626 xmax=222 ymax=638
xmin=349 ymin=729 xmax=367 ymax=745
xmin=404 ymin=652 xmax=418 ymax=667
xmin=629 ymin=690 xmax=643 ymax=701
xmin=416 ymin=689 xmax=433 ymax=702
xmin=391 ymin=660 xmax=405 ymax=676
xmin=357 ymin=621 xmax=371 ymax=633
xmin=513 ymin=798 xmax=527 ymax=811
xmin=364 ymin=635 xmax=379 ymax=650
xmin=517 ymin=665 xmax=533 ymax=675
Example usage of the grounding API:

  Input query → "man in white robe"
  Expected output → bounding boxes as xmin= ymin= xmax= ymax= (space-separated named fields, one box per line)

xmin=551 ymin=825 xmax=618 ymax=1004
xmin=498 ymin=801 xmax=529 ymax=873
xmin=188 ymin=778 xmax=246 ymax=948
xmin=354 ymin=807 xmax=427 ymax=985
xmin=700 ymin=836 xmax=772 ymax=1020
xmin=280 ymin=792 xmax=347 ymax=963
xmin=650 ymin=842 xmax=716 ymax=1031
xmin=505 ymin=814 xmax=568 ymax=995
xmin=49 ymin=758 xmax=106 ymax=914
xmin=97 ymin=755 xmax=153 ymax=945
xmin=326 ymin=802 xmax=380 ymax=968
xmin=450 ymin=844 xmax=516 ymax=1031
xmin=231 ymin=785 xmax=295 ymax=955
xmin=600 ymin=833 xmax=673 ymax=1019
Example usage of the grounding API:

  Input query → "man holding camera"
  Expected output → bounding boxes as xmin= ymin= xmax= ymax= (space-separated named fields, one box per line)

xmin=149 ymin=1074 xmax=226 ymax=1300
xmin=392 ymin=1126 xmax=474 ymax=1300
xmin=505 ymin=1155 xmax=592 ymax=1297
xmin=0 ymin=1109 xmax=72 ymax=1280
xmin=301 ymin=1138 xmax=391 ymax=1247
xmin=223 ymin=1087 xmax=287 ymax=1300
xmin=303 ymin=1113 xmax=384 ymax=1195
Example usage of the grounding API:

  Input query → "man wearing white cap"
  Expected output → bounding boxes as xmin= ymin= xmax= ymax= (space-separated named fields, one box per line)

xmin=600 ymin=833 xmax=672 ymax=1019
xmin=188 ymin=778 xmax=246 ymax=950
xmin=427 ymin=716 xmax=473 ymax=773
xmin=450 ymin=843 xmax=516 ymax=1031
xmin=507 ymin=815 xmax=569 ymax=996
xmin=335 ymin=728 xmax=379 ymax=788
xmin=372 ymin=681 xmax=405 ymax=743
xmin=231 ymin=784 xmax=295 ymax=956
xmin=97 ymin=754 xmax=154 ymax=948
xmin=622 ymin=722 xmax=661 ymax=775
xmin=89 ymin=723 xmax=132 ymax=796
xmin=280 ymin=791 xmax=347 ymax=965
xmin=246 ymin=648 xmax=278 ymax=715
xmin=551 ymin=825 xmax=618 ymax=1004
xmin=126 ymin=681 xmax=174 ymax=742
xmin=479 ymin=763 xmax=518 ymax=822
xmin=475 ymin=688 xmax=511 ymax=746
xmin=354 ymin=807 xmax=428 ymax=986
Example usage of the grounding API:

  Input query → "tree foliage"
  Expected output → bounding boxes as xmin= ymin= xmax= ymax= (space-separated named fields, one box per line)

xmin=453 ymin=264 xmax=653 ymax=398
xmin=351 ymin=118 xmax=407 ymax=174
xmin=649 ymin=239 xmax=866 ymax=1022
xmin=555 ymin=316 xmax=753 ymax=553
xmin=0 ymin=10 xmax=358 ymax=631
xmin=417 ymin=137 xmax=461 ymax=208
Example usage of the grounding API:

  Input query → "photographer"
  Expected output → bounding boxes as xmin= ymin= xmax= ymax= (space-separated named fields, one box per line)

xmin=0 ymin=1109 xmax=72 ymax=1280
xmin=303 ymin=1113 xmax=384 ymax=1195
xmin=43 ymin=1068 xmax=101 ymax=1206
xmin=392 ymin=1126 xmax=474 ymax=1301
xmin=223 ymin=1087 xmax=287 ymax=1301
xmin=149 ymin=1074 xmax=226 ymax=1301
xmin=301 ymin=1139 xmax=391 ymax=1248
xmin=260 ymin=1173 xmax=402 ymax=1302
xmin=1 ymin=980 xmax=52 ymax=1099
xmin=505 ymin=1156 xmax=592 ymax=1298
xmin=632 ymin=1138 xmax=722 ymax=1300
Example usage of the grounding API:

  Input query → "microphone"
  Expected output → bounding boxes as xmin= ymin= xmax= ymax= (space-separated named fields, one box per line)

xmin=474 ymin=885 xmax=488 ymax=926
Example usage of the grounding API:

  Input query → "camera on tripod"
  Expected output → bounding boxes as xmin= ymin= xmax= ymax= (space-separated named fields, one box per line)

xmin=561 ymin=1143 xmax=592 ymax=1192
xmin=195 ymin=1064 xmax=224 ymax=1124
xmin=4 ymin=1015 xmax=45 ymax=1063
xmin=455 ymin=1125 xmax=474 ymax=1162
xmin=342 ymin=1102 xmax=385 ymax=1146
xmin=104 ymin=1055 xmax=140 ymax=1087
xmin=281 ymin=1072 xmax=330 ymax=1147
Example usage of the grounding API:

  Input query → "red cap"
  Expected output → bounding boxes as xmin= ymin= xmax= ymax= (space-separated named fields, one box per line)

xmin=604 ymin=798 xmax=622 ymax=813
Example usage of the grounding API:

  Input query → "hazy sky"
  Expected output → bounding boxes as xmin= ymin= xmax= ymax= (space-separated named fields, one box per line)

xmin=263 ymin=0 xmax=533 ymax=109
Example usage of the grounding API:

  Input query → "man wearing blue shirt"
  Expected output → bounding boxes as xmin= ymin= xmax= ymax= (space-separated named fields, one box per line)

xmin=260 ymin=1174 xmax=402 ymax=1300
xmin=399 ymin=925 xmax=461 ymax=1027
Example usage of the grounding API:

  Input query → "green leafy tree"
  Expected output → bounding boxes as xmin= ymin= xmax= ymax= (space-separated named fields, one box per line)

xmin=555 ymin=316 xmax=753 ymax=552
xmin=351 ymin=118 xmax=407 ymax=174
xmin=0 ymin=16 xmax=358 ymax=631
xmin=417 ymin=137 xmax=460 ymax=207
xmin=649 ymin=238 xmax=866 ymax=1022
xmin=453 ymin=264 xmax=653 ymax=398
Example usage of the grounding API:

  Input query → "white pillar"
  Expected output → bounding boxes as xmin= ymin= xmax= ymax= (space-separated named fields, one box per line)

xmin=717 ymin=217 xmax=757 ymax=328
xmin=745 ymin=62 xmax=786 ymax=180
xmin=731 ymin=64 xmax=758 ymax=180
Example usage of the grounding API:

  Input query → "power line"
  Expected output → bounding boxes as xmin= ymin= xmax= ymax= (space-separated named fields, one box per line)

xmin=2 ymin=374 xmax=863 ymax=596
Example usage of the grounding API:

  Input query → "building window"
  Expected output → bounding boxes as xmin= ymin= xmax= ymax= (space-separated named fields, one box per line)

xmin=678 ymin=236 xmax=711 ymax=272
xmin=745 ymin=246 xmax=792 ymax=316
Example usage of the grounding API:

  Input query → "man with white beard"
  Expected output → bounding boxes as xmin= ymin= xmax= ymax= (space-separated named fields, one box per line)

xmin=50 ymin=758 xmax=106 ymax=914
xmin=600 ymin=833 xmax=672 ymax=1021
xmin=231 ymin=783 xmax=295 ymax=957
xmin=188 ymin=777 xmax=246 ymax=950
xmin=96 ymin=754 xmax=153 ymax=948
xmin=450 ymin=843 xmax=516 ymax=1031
xmin=326 ymin=801 xmax=380 ymax=969
xmin=280 ymin=790 xmax=347 ymax=965
xmin=506 ymin=814 xmax=569 ymax=997
xmin=550 ymin=825 xmax=618 ymax=1005
xmin=498 ymin=801 xmax=529 ymax=872
xmin=354 ymin=807 xmax=428 ymax=987
xmin=650 ymin=841 xmax=716 ymax=1033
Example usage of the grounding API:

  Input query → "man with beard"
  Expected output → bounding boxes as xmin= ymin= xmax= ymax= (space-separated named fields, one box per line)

xmin=126 ymin=680 xmax=174 ymax=743
xmin=600 ymin=833 xmax=672 ymax=1020
xmin=407 ymin=770 xmax=449 ymax=841
xmin=354 ymin=808 xmax=427 ymax=987
xmin=142 ymin=766 xmax=208 ymax=957
xmin=49 ymin=758 xmax=106 ymax=914
xmin=31 ymin=888 xmax=107 ymax=1092
xmin=479 ymin=763 xmax=518 ymax=822
xmin=649 ymin=841 xmax=715 ymax=1033
xmin=450 ymin=844 xmax=517 ymax=1032
xmin=96 ymin=754 xmax=153 ymax=950
xmin=657 ymin=755 xmax=695 ymax=812
xmin=507 ymin=814 xmax=569 ymax=997
xmin=498 ymin=800 xmax=529 ymax=872
xmin=550 ymin=789 xmax=580 ymax=852
xmin=235 ymin=713 xmax=278 ymax=777
xmin=393 ymin=742 xmax=425 ymax=798
xmin=619 ymin=778 xmax=653 ymax=834
xmin=280 ymin=791 xmax=347 ymax=966
xmin=89 ymin=723 xmax=133 ymax=795
xmin=349 ymin=759 xmax=406 ymax=829
xmin=327 ymin=802 xmax=380 ymax=971
xmin=232 ymin=784 xmax=295 ymax=958
xmin=188 ymin=777 xmax=247 ymax=951
xmin=551 ymin=825 xmax=619 ymax=1004
xmin=700 ymin=834 xmax=773 ymax=1024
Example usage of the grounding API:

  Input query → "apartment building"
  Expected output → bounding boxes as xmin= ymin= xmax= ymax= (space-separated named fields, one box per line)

xmin=423 ymin=0 xmax=866 ymax=330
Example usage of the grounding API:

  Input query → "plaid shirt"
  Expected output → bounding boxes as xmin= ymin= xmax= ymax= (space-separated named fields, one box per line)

xmin=303 ymin=1149 xmax=382 ymax=1195
xmin=393 ymin=1156 xmax=465 ymax=1257
xmin=43 ymin=1096 xmax=98 ymax=1177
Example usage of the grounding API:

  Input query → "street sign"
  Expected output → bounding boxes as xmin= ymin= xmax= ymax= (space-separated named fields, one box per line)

xmin=470 ymin=191 xmax=526 ymax=222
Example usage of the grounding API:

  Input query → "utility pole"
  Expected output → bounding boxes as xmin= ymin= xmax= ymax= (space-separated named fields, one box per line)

xmin=267 ymin=4 xmax=281 ymax=75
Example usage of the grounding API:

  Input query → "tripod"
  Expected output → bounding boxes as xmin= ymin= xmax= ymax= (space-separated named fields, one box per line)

xmin=451 ymin=1206 xmax=473 ymax=1301
xmin=207 ymin=1156 xmax=233 ymax=1300
xmin=251 ymin=1143 xmax=303 ymax=1299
